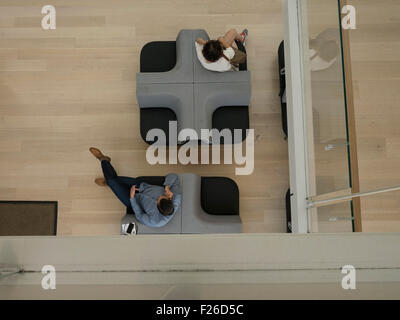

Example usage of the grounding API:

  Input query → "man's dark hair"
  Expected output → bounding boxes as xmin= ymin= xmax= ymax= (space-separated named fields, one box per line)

xmin=158 ymin=198 xmax=174 ymax=216
xmin=202 ymin=40 xmax=224 ymax=62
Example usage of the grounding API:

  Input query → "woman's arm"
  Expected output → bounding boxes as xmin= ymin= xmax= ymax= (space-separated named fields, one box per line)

xmin=196 ymin=37 xmax=207 ymax=45
xmin=219 ymin=29 xmax=242 ymax=48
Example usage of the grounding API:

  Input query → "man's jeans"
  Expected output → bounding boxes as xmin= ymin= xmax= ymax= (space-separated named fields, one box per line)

xmin=101 ymin=160 xmax=142 ymax=208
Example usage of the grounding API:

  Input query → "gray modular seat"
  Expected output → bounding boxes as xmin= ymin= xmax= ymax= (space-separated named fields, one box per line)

xmin=120 ymin=173 xmax=242 ymax=234
xmin=136 ymin=29 xmax=251 ymax=145
xmin=194 ymin=82 xmax=250 ymax=143
xmin=136 ymin=82 xmax=194 ymax=143
xmin=137 ymin=30 xmax=194 ymax=84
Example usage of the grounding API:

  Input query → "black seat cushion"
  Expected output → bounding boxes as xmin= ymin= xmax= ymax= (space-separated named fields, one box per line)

xmin=140 ymin=108 xmax=177 ymax=145
xmin=137 ymin=176 xmax=165 ymax=186
xmin=281 ymin=102 xmax=288 ymax=139
xmin=126 ymin=176 xmax=165 ymax=214
xmin=278 ymin=40 xmax=287 ymax=138
xmin=201 ymin=177 xmax=239 ymax=215
xmin=212 ymin=106 xmax=249 ymax=143
xmin=140 ymin=41 xmax=176 ymax=73
xmin=286 ymin=188 xmax=292 ymax=233
xmin=278 ymin=40 xmax=285 ymax=97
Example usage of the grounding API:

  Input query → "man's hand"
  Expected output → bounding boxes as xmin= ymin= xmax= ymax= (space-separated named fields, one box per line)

xmin=165 ymin=186 xmax=173 ymax=200
xmin=130 ymin=185 xmax=140 ymax=199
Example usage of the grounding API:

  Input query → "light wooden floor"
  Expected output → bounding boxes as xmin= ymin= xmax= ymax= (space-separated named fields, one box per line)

xmin=0 ymin=0 xmax=288 ymax=235
xmin=349 ymin=0 xmax=400 ymax=232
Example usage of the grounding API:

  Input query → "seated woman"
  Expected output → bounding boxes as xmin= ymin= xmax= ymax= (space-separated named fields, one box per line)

xmin=195 ymin=28 xmax=248 ymax=72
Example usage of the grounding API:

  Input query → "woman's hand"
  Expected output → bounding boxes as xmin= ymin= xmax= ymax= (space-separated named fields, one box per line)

xmin=196 ymin=37 xmax=206 ymax=45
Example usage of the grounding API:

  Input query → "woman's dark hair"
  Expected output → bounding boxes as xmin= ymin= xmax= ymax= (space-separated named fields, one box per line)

xmin=202 ymin=40 xmax=224 ymax=62
xmin=158 ymin=198 xmax=174 ymax=216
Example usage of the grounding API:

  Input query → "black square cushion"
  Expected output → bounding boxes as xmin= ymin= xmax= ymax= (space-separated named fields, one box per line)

xmin=286 ymin=188 xmax=292 ymax=233
xmin=212 ymin=106 xmax=249 ymax=143
xmin=278 ymin=40 xmax=285 ymax=97
xmin=137 ymin=176 xmax=165 ymax=186
xmin=201 ymin=177 xmax=239 ymax=215
xmin=140 ymin=108 xmax=177 ymax=145
xmin=126 ymin=176 xmax=165 ymax=214
xmin=278 ymin=40 xmax=287 ymax=138
xmin=140 ymin=41 xmax=176 ymax=73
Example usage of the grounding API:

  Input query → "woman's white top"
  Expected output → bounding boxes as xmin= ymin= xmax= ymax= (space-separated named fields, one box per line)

xmin=195 ymin=42 xmax=235 ymax=72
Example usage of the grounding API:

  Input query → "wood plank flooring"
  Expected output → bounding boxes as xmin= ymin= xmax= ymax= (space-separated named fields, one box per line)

xmin=350 ymin=0 xmax=400 ymax=232
xmin=0 ymin=0 xmax=288 ymax=235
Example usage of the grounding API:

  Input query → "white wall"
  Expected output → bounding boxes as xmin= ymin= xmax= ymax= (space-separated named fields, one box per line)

xmin=2 ymin=269 xmax=400 ymax=299
xmin=1 ymin=233 xmax=400 ymax=299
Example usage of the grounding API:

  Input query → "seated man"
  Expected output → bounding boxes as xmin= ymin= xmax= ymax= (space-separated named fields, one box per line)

xmin=89 ymin=147 xmax=181 ymax=228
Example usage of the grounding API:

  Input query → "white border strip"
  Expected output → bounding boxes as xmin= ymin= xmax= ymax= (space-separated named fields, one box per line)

xmin=282 ymin=0 xmax=310 ymax=233
xmin=2 ymin=233 xmax=400 ymax=272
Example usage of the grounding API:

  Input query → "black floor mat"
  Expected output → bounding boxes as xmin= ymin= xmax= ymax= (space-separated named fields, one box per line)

xmin=0 ymin=201 xmax=57 ymax=236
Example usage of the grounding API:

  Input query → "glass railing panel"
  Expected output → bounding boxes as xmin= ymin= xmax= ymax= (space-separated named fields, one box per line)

xmin=305 ymin=0 xmax=351 ymax=196
xmin=313 ymin=201 xmax=354 ymax=233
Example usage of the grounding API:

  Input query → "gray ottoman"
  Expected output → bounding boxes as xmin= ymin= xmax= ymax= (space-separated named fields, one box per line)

xmin=120 ymin=174 xmax=242 ymax=234
xmin=136 ymin=29 xmax=251 ymax=145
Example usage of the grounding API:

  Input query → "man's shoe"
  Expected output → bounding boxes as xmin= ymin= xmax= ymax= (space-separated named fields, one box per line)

xmin=240 ymin=29 xmax=248 ymax=46
xmin=95 ymin=178 xmax=107 ymax=186
xmin=89 ymin=147 xmax=111 ymax=162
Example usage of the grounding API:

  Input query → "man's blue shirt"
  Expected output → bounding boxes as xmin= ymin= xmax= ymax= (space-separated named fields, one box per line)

xmin=129 ymin=173 xmax=181 ymax=227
